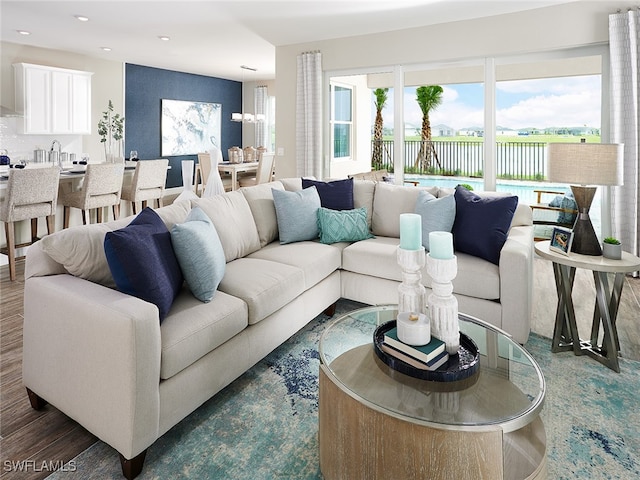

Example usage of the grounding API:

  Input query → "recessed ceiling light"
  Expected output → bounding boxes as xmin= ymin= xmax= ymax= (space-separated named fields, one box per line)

xmin=101 ymin=47 xmax=112 ymax=52
xmin=17 ymin=30 xmax=31 ymax=36
xmin=158 ymin=36 xmax=170 ymax=41
xmin=74 ymin=15 xmax=89 ymax=22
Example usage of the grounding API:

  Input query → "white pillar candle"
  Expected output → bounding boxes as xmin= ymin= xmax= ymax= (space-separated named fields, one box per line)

xmin=400 ymin=213 xmax=422 ymax=251
xmin=429 ymin=231 xmax=454 ymax=260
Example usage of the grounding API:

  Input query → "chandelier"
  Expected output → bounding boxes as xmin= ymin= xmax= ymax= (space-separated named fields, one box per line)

xmin=231 ymin=65 xmax=265 ymax=123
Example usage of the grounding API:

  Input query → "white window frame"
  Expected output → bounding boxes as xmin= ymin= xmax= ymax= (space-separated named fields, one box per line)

xmin=329 ymin=81 xmax=354 ymax=162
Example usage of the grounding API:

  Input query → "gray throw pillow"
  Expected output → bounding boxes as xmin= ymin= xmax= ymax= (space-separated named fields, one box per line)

xmin=414 ymin=190 xmax=456 ymax=251
xmin=272 ymin=186 xmax=321 ymax=244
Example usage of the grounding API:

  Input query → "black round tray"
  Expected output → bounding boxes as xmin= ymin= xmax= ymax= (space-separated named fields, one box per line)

xmin=373 ymin=320 xmax=480 ymax=383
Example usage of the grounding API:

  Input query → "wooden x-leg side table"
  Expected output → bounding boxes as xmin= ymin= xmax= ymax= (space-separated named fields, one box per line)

xmin=535 ymin=240 xmax=640 ymax=372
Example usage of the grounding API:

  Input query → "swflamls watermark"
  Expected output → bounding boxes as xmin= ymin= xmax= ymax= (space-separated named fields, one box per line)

xmin=3 ymin=460 xmax=77 ymax=472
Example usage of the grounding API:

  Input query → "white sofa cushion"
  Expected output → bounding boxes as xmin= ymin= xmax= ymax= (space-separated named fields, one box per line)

xmin=192 ymin=191 xmax=261 ymax=263
xmin=219 ymin=258 xmax=305 ymax=324
xmin=39 ymin=202 xmax=191 ymax=288
xmin=240 ymin=181 xmax=284 ymax=247
xmin=342 ymin=236 xmax=500 ymax=300
xmin=371 ymin=182 xmax=438 ymax=237
xmin=248 ymin=241 xmax=342 ymax=290
xmin=160 ymin=289 xmax=248 ymax=379
xmin=353 ymin=180 xmax=376 ymax=228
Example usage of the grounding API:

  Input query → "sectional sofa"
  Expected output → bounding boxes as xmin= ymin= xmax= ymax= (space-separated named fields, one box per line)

xmin=22 ymin=177 xmax=533 ymax=479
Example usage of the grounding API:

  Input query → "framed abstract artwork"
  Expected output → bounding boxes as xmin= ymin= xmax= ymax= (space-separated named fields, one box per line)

xmin=161 ymin=99 xmax=221 ymax=156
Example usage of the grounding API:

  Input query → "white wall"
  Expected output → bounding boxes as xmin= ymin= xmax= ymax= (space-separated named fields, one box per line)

xmin=1 ymin=41 xmax=124 ymax=164
xmin=274 ymin=2 xmax=615 ymax=179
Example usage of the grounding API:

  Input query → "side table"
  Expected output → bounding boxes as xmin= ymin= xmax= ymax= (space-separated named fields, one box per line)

xmin=534 ymin=240 xmax=640 ymax=372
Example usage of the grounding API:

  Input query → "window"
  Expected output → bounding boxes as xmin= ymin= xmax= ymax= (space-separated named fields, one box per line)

xmin=330 ymin=83 xmax=353 ymax=159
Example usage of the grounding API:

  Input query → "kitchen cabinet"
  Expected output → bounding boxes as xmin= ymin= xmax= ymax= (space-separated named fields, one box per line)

xmin=14 ymin=63 xmax=93 ymax=135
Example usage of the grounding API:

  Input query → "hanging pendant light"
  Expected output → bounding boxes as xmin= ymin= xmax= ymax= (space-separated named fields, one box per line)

xmin=231 ymin=65 xmax=263 ymax=123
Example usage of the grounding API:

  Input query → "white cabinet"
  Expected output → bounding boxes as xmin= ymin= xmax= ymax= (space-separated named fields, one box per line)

xmin=14 ymin=63 xmax=93 ymax=135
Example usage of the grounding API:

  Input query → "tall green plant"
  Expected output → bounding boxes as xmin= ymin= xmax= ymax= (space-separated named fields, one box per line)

xmin=415 ymin=85 xmax=443 ymax=170
xmin=98 ymin=100 xmax=124 ymax=161
xmin=371 ymin=88 xmax=388 ymax=170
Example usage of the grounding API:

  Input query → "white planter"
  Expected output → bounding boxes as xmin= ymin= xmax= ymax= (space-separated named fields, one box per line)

xmin=602 ymin=242 xmax=622 ymax=260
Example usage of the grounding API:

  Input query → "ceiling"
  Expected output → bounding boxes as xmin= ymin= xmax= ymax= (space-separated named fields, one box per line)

xmin=1 ymin=1 xmax=578 ymax=81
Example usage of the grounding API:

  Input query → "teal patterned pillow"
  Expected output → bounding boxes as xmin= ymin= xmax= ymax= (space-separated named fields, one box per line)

xmin=316 ymin=207 xmax=374 ymax=244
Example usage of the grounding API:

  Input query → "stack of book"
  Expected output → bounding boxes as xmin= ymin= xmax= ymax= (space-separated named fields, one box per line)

xmin=381 ymin=327 xmax=449 ymax=371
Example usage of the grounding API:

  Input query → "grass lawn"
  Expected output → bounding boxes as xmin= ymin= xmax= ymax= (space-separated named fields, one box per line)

xmin=398 ymin=134 xmax=602 ymax=143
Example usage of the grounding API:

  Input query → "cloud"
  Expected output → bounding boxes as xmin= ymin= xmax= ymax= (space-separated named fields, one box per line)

xmin=383 ymin=76 xmax=601 ymax=131
xmin=497 ymin=90 xmax=601 ymax=129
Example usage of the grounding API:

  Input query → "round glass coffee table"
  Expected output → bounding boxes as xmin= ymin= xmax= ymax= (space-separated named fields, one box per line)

xmin=318 ymin=305 xmax=546 ymax=480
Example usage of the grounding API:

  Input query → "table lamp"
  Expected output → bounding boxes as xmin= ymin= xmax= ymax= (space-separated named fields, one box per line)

xmin=547 ymin=143 xmax=624 ymax=256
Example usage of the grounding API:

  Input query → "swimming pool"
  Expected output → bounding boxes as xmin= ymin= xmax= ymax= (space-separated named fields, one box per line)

xmin=407 ymin=175 xmax=602 ymax=234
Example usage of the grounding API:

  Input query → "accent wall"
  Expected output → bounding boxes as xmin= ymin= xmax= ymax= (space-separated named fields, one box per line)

xmin=124 ymin=63 xmax=241 ymax=188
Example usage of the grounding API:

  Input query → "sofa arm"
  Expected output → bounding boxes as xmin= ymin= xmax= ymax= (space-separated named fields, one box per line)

xmin=498 ymin=225 xmax=534 ymax=344
xmin=23 ymin=275 xmax=161 ymax=460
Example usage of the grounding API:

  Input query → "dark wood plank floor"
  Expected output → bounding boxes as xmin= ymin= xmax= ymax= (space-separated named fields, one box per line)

xmin=1 ymin=256 xmax=638 ymax=479
xmin=0 ymin=261 xmax=97 ymax=480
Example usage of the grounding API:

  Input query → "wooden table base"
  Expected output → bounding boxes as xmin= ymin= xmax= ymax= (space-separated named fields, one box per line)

xmin=319 ymin=366 xmax=546 ymax=480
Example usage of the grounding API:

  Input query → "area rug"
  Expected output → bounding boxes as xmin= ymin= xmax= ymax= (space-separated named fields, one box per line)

xmin=48 ymin=299 xmax=640 ymax=479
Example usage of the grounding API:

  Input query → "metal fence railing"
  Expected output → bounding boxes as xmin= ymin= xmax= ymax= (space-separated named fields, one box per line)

xmin=372 ymin=140 xmax=548 ymax=181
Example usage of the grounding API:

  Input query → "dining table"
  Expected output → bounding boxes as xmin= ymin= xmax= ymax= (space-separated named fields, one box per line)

xmin=217 ymin=161 xmax=259 ymax=191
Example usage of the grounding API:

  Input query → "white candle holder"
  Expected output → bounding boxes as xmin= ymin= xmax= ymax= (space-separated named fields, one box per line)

xmin=397 ymin=246 xmax=427 ymax=316
xmin=427 ymin=254 xmax=459 ymax=355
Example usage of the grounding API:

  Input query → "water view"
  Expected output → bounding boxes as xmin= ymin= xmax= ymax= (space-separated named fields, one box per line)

xmin=409 ymin=174 xmax=602 ymax=236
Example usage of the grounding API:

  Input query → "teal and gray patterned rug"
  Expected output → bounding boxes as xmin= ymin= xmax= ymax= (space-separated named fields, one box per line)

xmin=49 ymin=299 xmax=640 ymax=479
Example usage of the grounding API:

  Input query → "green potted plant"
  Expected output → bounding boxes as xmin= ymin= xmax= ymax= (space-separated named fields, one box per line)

xmin=98 ymin=100 xmax=124 ymax=162
xmin=602 ymin=236 xmax=622 ymax=260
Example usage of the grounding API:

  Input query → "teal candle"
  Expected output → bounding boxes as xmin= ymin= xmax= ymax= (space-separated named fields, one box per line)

xmin=429 ymin=231 xmax=454 ymax=259
xmin=399 ymin=213 xmax=422 ymax=250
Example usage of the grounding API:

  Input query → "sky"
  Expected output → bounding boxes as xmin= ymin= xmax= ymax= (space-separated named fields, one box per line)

xmin=380 ymin=75 xmax=601 ymax=131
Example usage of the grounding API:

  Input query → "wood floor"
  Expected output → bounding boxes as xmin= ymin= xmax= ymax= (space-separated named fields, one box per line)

xmin=1 ymin=256 xmax=638 ymax=479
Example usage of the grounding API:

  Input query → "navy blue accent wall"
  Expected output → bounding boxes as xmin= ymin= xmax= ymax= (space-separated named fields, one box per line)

xmin=124 ymin=64 xmax=241 ymax=188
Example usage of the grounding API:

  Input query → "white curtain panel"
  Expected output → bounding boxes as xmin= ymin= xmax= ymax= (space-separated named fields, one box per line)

xmin=255 ymin=85 xmax=268 ymax=149
xmin=296 ymin=51 xmax=323 ymax=179
xmin=609 ymin=9 xmax=640 ymax=261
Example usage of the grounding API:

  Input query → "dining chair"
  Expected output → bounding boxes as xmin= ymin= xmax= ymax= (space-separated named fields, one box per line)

xmin=238 ymin=154 xmax=275 ymax=187
xmin=196 ymin=152 xmax=212 ymax=196
xmin=59 ymin=163 xmax=125 ymax=228
xmin=120 ymin=159 xmax=169 ymax=214
xmin=0 ymin=166 xmax=60 ymax=281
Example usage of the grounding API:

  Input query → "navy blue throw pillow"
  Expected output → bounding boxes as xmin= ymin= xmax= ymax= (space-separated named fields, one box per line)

xmin=302 ymin=177 xmax=354 ymax=210
xmin=452 ymin=186 xmax=518 ymax=265
xmin=104 ymin=207 xmax=183 ymax=321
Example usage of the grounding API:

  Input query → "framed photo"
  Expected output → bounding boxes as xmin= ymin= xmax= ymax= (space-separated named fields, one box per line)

xmin=550 ymin=226 xmax=574 ymax=255
xmin=161 ymin=99 xmax=221 ymax=156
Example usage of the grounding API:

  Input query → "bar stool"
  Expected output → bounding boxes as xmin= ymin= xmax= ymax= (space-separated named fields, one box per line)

xmin=120 ymin=159 xmax=169 ymax=214
xmin=59 ymin=163 xmax=124 ymax=228
xmin=0 ymin=166 xmax=60 ymax=281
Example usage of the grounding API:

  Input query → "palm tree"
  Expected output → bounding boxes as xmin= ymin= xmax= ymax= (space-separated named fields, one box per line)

xmin=415 ymin=85 xmax=443 ymax=171
xmin=372 ymin=88 xmax=388 ymax=171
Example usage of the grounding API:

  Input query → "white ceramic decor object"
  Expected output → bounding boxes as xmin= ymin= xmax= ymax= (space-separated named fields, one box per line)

xmin=397 ymin=312 xmax=431 ymax=346
xmin=427 ymin=253 xmax=460 ymax=355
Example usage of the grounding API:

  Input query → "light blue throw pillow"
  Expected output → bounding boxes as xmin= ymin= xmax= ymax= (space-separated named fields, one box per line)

xmin=272 ymin=186 xmax=321 ymax=244
xmin=316 ymin=207 xmax=374 ymax=244
xmin=414 ymin=190 xmax=456 ymax=251
xmin=170 ymin=206 xmax=226 ymax=302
